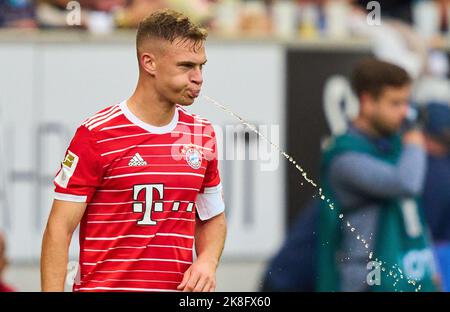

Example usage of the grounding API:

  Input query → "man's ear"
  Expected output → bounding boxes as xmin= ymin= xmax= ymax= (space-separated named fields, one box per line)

xmin=360 ymin=92 xmax=374 ymax=110
xmin=358 ymin=93 xmax=368 ymax=116
xmin=140 ymin=52 xmax=157 ymax=76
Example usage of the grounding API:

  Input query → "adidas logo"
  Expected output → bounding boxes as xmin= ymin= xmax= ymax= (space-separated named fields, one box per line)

xmin=128 ymin=153 xmax=147 ymax=167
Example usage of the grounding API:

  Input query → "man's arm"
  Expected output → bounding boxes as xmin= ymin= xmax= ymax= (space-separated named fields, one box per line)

xmin=330 ymin=131 xmax=427 ymax=201
xmin=177 ymin=212 xmax=227 ymax=292
xmin=330 ymin=144 xmax=426 ymax=198
xmin=41 ymin=199 xmax=87 ymax=292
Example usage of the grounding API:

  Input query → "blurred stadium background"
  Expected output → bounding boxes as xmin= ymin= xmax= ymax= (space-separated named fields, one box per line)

xmin=0 ymin=0 xmax=449 ymax=292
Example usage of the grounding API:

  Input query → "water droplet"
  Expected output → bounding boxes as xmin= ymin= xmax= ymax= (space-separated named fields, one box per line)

xmin=351 ymin=228 xmax=355 ymax=232
xmin=339 ymin=214 xmax=344 ymax=219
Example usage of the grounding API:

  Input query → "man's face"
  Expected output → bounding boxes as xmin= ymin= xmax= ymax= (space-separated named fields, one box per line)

xmin=153 ymin=39 xmax=207 ymax=106
xmin=365 ymin=85 xmax=411 ymax=136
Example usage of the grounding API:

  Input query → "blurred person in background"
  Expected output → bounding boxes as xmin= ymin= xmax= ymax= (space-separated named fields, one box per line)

xmin=421 ymin=102 xmax=450 ymax=292
xmin=37 ymin=0 xmax=162 ymax=29
xmin=354 ymin=0 xmax=414 ymax=24
xmin=355 ymin=0 xmax=450 ymax=34
xmin=412 ymin=51 xmax=450 ymax=292
xmin=113 ymin=0 xmax=213 ymax=28
xmin=354 ymin=0 xmax=450 ymax=51
xmin=438 ymin=0 xmax=449 ymax=33
xmin=348 ymin=0 xmax=428 ymax=80
xmin=59 ymin=0 xmax=126 ymax=12
xmin=0 ymin=232 xmax=15 ymax=292
xmin=318 ymin=58 xmax=438 ymax=292
xmin=0 ymin=0 xmax=37 ymax=28
xmin=413 ymin=50 xmax=450 ymax=108
xmin=37 ymin=0 xmax=212 ymax=29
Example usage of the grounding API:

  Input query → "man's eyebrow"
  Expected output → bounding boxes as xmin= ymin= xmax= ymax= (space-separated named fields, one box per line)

xmin=176 ymin=60 xmax=208 ymax=66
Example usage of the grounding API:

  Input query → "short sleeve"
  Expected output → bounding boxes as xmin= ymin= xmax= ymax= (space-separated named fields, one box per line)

xmin=201 ymin=125 xmax=221 ymax=190
xmin=196 ymin=125 xmax=225 ymax=220
xmin=54 ymin=125 xmax=102 ymax=203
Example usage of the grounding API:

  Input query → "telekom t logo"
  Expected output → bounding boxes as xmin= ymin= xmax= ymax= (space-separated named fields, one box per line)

xmin=133 ymin=184 xmax=164 ymax=225
xmin=132 ymin=184 xmax=195 ymax=225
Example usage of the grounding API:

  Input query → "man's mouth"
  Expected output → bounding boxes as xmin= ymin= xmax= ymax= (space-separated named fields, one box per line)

xmin=187 ymin=89 xmax=200 ymax=98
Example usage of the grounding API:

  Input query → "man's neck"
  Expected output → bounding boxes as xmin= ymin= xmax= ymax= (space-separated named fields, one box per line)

xmin=352 ymin=117 xmax=382 ymax=139
xmin=128 ymin=80 xmax=176 ymax=127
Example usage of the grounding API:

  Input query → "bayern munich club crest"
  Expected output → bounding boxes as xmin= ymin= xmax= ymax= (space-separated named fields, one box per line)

xmin=182 ymin=144 xmax=203 ymax=170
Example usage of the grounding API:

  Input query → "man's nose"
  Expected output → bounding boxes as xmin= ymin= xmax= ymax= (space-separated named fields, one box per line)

xmin=191 ymin=67 xmax=203 ymax=85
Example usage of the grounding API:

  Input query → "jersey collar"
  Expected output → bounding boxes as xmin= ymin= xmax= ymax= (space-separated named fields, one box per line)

xmin=120 ymin=100 xmax=179 ymax=134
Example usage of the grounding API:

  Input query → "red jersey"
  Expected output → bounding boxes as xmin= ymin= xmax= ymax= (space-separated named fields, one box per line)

xmin=54 ymin=101 xmax=224 ymax=292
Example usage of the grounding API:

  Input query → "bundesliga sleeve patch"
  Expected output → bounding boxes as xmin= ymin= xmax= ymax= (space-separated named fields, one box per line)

xmin=55 ymin=150 xmax=79 ymax=188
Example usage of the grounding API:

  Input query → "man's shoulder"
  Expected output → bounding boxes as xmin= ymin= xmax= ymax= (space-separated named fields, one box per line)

xmin=322 ymin=132 xmax=374 ymax=170
xmin=176 ymin=105 xmax=214 ymax=129
xmin=79 ymin=103 xmax=127 ymax=133
xmin=331 ymin=132 xmax=372 ymax=152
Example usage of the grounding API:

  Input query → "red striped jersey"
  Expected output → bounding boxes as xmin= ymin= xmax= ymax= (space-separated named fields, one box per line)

xmin=53 ymin=101 xmax=225 ymax=292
